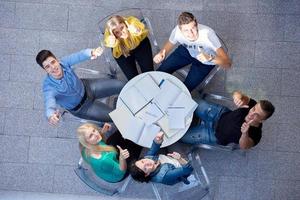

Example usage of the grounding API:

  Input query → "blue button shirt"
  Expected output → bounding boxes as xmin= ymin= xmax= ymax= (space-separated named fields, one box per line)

xmin=42 ymin=49 xmax=92 ymax=118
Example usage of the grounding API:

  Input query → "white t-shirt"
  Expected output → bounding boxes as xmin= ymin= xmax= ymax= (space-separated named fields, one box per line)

xmin=158 ymin=154 xmax=181 ymax=168
xmin=169 ymin=24 xmax=221 ymax=65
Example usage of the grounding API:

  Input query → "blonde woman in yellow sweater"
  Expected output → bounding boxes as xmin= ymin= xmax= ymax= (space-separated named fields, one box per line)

xmin=104 ymin=15 xmax=153 ymax=80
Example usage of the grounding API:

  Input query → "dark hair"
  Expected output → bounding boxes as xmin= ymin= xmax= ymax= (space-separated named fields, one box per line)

xmin=36 ymin=50 xmax=56 ymax=68
xmin=178 ymin=12 xmax=197 ymax=26
xmin=129 ymin=161 xmax=152 ymax=183
xmin=259 ymin=100 xmax=275 ymax=119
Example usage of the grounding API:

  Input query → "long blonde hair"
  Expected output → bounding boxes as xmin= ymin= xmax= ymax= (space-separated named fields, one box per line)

xmin=77 ymin=123 xmax=116 ymax=156
xmin=106 ymin=15 xmax=134 ymax=57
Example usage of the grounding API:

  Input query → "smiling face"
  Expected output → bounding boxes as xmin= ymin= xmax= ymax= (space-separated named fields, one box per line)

xmin=179 ymin=21 xmax=199 ymax=41
xmin=42 ymin=56 xmax=63 ymax=79
xmin=112 ymin=22 xmax=129 ymax=39
xmin=245 ymin=103 xmax=267 ymax=124
xmin=84 ymin=127 xmax=102 ymax=145
xmin=135 ymin=158 xmax=157 ymax=176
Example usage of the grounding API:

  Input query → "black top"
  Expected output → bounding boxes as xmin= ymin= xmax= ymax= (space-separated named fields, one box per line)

xmin=215 ymin=99 xmax=262 ymax=146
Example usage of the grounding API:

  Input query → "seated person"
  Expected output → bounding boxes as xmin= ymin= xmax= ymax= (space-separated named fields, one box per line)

xmin=154 ymin=12 xmax=231 ymax=91
xmin=181 ymin=91 xmax=275 ymax=149
xmin=36 ymin=48 xmax=125 ymax=125
xmin=104 ymin=15 xmax=153 ymax=80
xmin=77 ymin=123 xmax=130 ymax=183
xmin=130 ymin=132 xmax=193 ymax=185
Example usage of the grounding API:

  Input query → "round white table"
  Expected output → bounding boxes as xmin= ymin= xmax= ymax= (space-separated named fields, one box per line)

xmin=117 ymin=71 xmax=194 ymax=148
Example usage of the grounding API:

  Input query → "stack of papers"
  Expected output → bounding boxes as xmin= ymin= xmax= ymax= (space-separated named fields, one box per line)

xmin=135 ymin=102 xmax=164 ymax=125
xmin=120 ymin=74 xmax=160 ymax=114
xmin=109 ymin=106 xmax=161 ymax=144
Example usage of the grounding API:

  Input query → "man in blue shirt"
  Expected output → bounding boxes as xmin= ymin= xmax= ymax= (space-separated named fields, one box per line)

xmin=36 ymin=48 xmax=125 ymax=125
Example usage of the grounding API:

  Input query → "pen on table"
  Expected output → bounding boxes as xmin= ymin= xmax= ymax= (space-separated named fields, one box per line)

xmin=158 ymin=79 xmax=165 ymax=87
xmin=168 ymin=106 xmax=184 ymax=109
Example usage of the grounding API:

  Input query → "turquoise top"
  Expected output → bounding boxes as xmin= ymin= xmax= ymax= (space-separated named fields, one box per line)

xmin=81 ymin=141 xmax=125 ymax=183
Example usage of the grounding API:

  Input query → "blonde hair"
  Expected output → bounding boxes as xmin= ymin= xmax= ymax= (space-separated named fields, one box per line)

xmin=77 ymin=123 xmax=116 ymax=156
xmin=106 ymin=15 xmax=134 ymax=57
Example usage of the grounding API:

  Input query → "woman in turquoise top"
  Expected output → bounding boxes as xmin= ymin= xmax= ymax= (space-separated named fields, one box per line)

xmin=77 ymin=123 xmax=129 ymax=183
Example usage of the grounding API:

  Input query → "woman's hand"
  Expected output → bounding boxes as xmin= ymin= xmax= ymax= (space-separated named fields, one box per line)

xmin=117 ymin=145 xmax=130 ymax=160
xmin=107 ymin=34 xmax=117 ymax=47
xmin=167 ymin=152 xmax=181 ymax=160
xmin=101 ymin=123 xmax=111 ymax=134
xmin=154 ymin=131 xmax=164 ymax=144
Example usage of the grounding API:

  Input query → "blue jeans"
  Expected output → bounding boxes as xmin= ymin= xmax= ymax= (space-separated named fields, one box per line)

xmin=180 ymin=99 xmax=230 ymax=145
xmin=157 ymin=45 xmax=215 ymax=91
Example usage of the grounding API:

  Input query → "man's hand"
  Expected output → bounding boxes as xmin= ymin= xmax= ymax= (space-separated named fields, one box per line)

xmin=117 ymin=145 xmax=130 ymax=160
xmin=101 ymin=123 xmax=111 ymax=134
xmin=233 ymin=91 xmax=249 ymax=108
xmin=153 ymin=49 xmax=166 ymax=64
xmin=154 ymin=131 xmax=164 ymax=144
xmin=167 ymin=152 xmax=181 ymax=160
xmin=48 ymin=110 xmax=61 ymax=126
xmin=91 ymin=47 xmax=103 ymax=60
xmin=241 ymin=119 xmax=254 ymax=135
xmin=196 ymin=46 xmax=213 ymax=63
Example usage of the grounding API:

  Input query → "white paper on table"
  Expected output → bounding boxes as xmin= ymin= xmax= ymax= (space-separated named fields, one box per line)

xmin=109 ymin=106 xmax=161 ymax=143
xmin=171 ymin=92 xmax=198 ymax=119
xmin=153 ymin=79 xmax=182 ymax=112
xmin=167 ymin=107 xmax=186 ymax=129
xmin=120 ymin=86 xmax=148 ymax=115
xmin=135 ymin=74 xmax=161 ymax=101
xmin=135 ymin=102 xmax=164 ymax=125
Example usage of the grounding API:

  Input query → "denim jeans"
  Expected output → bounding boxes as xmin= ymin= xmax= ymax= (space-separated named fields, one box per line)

xmin=157 ymin=45 xmax=215 ymax=91
xmin=180 ymin=99 xmax=230 ymax=145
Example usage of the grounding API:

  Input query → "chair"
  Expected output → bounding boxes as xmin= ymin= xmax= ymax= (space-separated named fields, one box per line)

xmin=97 ymin=8 xmax=160 ymax=77
xmin=150 ymin=151 xmax=210 ymax=200
xmin=74 ymin=157 xmax=132 ymax=196
xmin=175 ymin=33 xmax=230 ymax=94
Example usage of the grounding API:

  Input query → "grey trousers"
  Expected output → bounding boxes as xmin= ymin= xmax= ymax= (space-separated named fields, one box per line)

xmin=70 ymin=78 xmax=125 ymax=122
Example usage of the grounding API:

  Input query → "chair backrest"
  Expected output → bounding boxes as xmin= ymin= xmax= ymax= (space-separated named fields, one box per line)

xmin=74 ymin=157 xmax=131 ymax=196
xmin=150 ymin=152 xmax=210 ymax=200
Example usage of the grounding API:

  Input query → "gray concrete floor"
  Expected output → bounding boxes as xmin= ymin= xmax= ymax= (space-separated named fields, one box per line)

xmin=0 ymin=0 xmax=300 ymax=200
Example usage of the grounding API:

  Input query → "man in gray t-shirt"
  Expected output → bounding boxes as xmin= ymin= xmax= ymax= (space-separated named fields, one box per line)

xmin=154 ymin=12 xmax=231 ymax=91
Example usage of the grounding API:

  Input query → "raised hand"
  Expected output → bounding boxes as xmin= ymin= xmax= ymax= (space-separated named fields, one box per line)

xmin=196 ymin=46 xmax=212 ymax=62
xmin=153 ymin=49 xmax=166 ymax=64
xmin=117 ymin=145 xmax=130 ymax=160
xmin=91 ymin=47 xmax=104 ymax=60
xmin=48 ymin=110 xmax=61 ymax=126
xmin=167 ymin=152 xmax=182 ymax=160
xmin=241 ymin=119 xmax=254 ymax=135
xmin=107 ymin=34 xmax=117 ymax=47
xmin=154 ymin=131 xmax=164 ymax=144
xmin=233 ymin=91 xmax=249 ymax=108
xmin=101 ymin=123 xmax=111 ymax=134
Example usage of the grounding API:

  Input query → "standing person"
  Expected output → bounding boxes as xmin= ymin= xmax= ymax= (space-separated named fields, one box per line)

xmin=129 ymin=132 xmax=193 ymax=185
xmin=181 ymin=91 xmax=275 ymax=149
xmin=36 ymin=48 xmax=125 ymax=125
xmin=104 ymin=15 xmax=154 ymax=80
xmin=154 ymin=12 xmax=231 ymax=91
xmin=77 ymin=123 xmax=129 ymax=183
